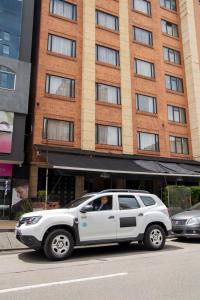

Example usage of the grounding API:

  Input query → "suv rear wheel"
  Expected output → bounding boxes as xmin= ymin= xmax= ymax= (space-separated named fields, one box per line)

xmin=43 ymin=229 xmax=74 ymax=261
xmin=143 ymin=225 xmax=165 ymax=250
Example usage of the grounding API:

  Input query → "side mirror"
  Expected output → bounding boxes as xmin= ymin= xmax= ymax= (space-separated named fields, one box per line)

xmin=80 ymin=204 xmax=93 ymax=213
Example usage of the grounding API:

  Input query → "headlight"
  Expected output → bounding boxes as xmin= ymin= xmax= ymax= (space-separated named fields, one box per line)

xmin=25 ymin=216 xmax=42 ymax=225
xmin=187 ymin=217 xmax=200 ymax=226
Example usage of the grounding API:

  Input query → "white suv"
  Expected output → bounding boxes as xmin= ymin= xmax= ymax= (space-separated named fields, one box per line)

xmin=16 ymin=189 xmax=172 ymax=260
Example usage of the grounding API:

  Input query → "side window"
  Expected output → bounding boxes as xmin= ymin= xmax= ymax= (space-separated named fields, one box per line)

xmin=118 ymin=196 xmax=140 ymax=210
xmin=88 ymin=196 xmax=113 ymax=211
xmin=140 ymin=196 xmax=156 ymax=207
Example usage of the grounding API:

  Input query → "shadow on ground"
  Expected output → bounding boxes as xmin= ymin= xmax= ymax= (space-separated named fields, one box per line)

xmin=18 ymin=241 xmax=183 ymax=265
xmin=171 ymin=238 xmax=200 ymax=244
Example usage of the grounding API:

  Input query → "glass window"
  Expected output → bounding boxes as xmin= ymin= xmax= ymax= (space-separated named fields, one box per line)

xmin=96 ymin=83 xmax=121 ymax=105
xmin=43 ymin=118 xmax=74 ymax=142
xmin=96 ymin=124 xmax=122 ymax=146
xmin=132 ymin=0 xmax=151 ymax=15
xmin=49 ymin=0 xmax=77 ymax=20
xmin=163 ymin=47 xmax=181 ymax=64
xmin=133 ymin=26 xmax=153 ymax=46
xmin=118 ymin=195 xmax=140 ymax=210
xmin=170 ymin=136 xmax=189 ymax=154
xmin=46 ymin=74 xmax=75 ymax=98
xmin=48 ymin=34 xmax=76 ymax=57
xmin=87 ymin=196 xmax=113 ymax=211
xmin=96 ymin=45 xmax=120 ymax=66
xmin=140 ymin=196 xmax=156 ymax=206
xmin=165 ymin=75 xmax=183 ymax=92
xmin=168 ymin=105 xmax=186 ymax=123
xmin=138 ymin=132 xmax=159 ymax=152
xmin=134 ymin=59 xmax=155 ymax=78
xmin=0 ymin=66 xmax=15 ymax=90
xmin=160 ymin=0 xmax=177 ymax=11
xmin=0 ymin=0 xmax=23 ymax=59
xmin=136 ymin=94 xmax=157 ymax=113
xmin=161 ymin=20 xmax=178 ymax=37
xmin=96 ymin=10 xmax=119 ymax=32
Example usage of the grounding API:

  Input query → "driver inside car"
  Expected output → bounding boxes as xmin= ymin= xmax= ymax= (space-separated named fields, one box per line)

xmin=93 ymin=196 xmax=112 ymax=211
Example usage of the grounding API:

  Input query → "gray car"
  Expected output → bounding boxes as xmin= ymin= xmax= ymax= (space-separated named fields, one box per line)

xmin=171 ymin=202 xmax=200 ymax=239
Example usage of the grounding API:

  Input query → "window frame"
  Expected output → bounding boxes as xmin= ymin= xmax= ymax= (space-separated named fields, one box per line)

xmin=160 ymin=0 xmax=177 ymax=11
xmin=49 ymin=0 xmax=77 ymax=21
xmin=136 ymin=93 xmax=157 ymax=114
xmin=163 ymin=46 xmax=181 ymax=64
xmin=161 ymin=19 xmax=179 ymax=38
xmin=133 ymin=26 xmax=153 ymax=46
xmin=168 ymin=105 xmax=186 ymax=124
xmin=96 ymin=10 xmax=119 ymax=32
xmin=0 ymin=66 xmax=16 ymax=91
xmin=96 ymin=82 xmax=121 ymax=105
xmin=132 ymin=0 xmax=151 ymax=16
xmin=165 ymin=74 xmax=184 ymax=93
xmin=43 ymin=118 xmax=74 ymax=142
xmin=134 ymin=58 xmax=155 ymax=78
xmin=96 ymin=44 xmax=120 ymax=66
xmin=45 ymin=74 xmax=75 ymax=98
xmin=48 ymin=33 xmax=76 ymax=58
xmin=137 ymin=131 xmax=160 ymax=152
xmin=96 ymin=124 xmax=122 ymax=146
xmin=170 ymin=136 xmax=189 ymax=154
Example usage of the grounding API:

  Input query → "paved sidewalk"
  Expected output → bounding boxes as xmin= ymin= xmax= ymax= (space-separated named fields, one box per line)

xmin=0 ymin=220 xmax=27 ymax=251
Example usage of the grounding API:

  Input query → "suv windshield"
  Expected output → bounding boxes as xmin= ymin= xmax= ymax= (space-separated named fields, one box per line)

xmin=65 ymin=195 xmax=91 ymax=208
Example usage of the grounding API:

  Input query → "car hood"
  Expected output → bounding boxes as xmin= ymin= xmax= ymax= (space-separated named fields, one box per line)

xmin=21 ymin=208 xmax=76 ymax=218
xmin=172 ymin=210 xmax=200 ymax=220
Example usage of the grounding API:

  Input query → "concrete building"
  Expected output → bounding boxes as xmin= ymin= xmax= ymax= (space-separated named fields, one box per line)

xmin=29 ymin=0 xmax=200 ymax=208
xmin=0 ymin=0 xmax=34 ymax=218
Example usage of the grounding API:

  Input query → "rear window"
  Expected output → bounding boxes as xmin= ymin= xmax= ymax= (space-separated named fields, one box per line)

xmin=118 ymin=196 xmax=140 ymax=210
xmin=140 ymin=196 xmax=156 ymax=207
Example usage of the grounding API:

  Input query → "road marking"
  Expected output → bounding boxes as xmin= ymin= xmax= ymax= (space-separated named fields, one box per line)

xmin=0 ymin=273 xmax=128 ymax=294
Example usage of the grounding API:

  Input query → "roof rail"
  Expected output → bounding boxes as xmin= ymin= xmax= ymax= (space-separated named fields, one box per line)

xmin=98 ymin=189 xmax=149 ymax=194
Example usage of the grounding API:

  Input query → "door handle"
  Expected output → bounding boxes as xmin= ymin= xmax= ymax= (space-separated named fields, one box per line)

xmin=138 ymin=213 xmax=143 ymax=217
xmin=108 ymin=216 xmax=115 ymax=219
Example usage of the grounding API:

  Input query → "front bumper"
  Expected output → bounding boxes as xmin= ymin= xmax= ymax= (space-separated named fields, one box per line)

xmin=16 ymin=228 xmax=41 ymax=250
xmin=172 ymin=225 xmax=200 ymax=238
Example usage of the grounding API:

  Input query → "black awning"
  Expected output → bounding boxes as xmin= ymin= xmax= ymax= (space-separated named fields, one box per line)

xmin=35 ymin=145 xmax=200 ymax=178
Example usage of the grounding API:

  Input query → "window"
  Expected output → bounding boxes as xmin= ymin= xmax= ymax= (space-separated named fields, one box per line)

xmin=132 ymin=0 xmax=151 ymax=15
xmin=168 ymin=105 xmax=186 ymax=123
xmin=96 ymin=10 xmax=119 ymax=32
xmin=165 ymin=75 xmax=183 ymax=93
xmin=96 ymin=45 xmax=120 ymax=66
xmin=161 ymin=20 xmax=178 ymax=37
xmin=0 ymin=66 xmax=15 ymax=90
xmin=136 ymin=94 xmax=157 ymax=113
xmin=118 ymin=196 xmax=140 ymax=210
xmin=170 ymin=136 xmax=189 ymax=154
xmin=96 ymin=125 xmax=122 ymax=146
xmin=140 ymin=196 xmax=156 ymax=206
xmin=43 ymin=118 xmax=74 ymax=142
xmin=0 ymin=0 xmax=23 ymax=59
xmin=96 ymin=83 xmax=121 ymax=105
xmin=49 ymin=0 xmax=77 ymax=20
xmin=134 ymin=59 xmax=155 ymax=78
xmin=2 ymin=45 xmax=9 ymax=56
xmin=48 ymin=34 xmax=76 ymax=57
xmin=163 ymin=47 xmax=181 ymax=64
xmin=88 ymin=196 xmax=113 ymax=211
xmin=46 ymin=74 xmax=75 ymax=98
xmin=160 ymin=0 xmax=177 ymax=11
xmin=138 ymin=132 xmax=159 ymax=151
xmin=133 ymin=26 xmax=153 ymax=46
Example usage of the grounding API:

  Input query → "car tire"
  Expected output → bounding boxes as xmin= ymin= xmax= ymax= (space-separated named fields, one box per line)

xmin=143 ymin=225 xmax=165 ymax=250
xmin=43 ymin=229 xmax=74 ymax=261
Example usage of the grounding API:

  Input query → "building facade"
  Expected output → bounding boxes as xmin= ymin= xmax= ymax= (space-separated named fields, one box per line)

xmin=29 ymin=0 xmax=200 ymax=209
xmin=0 ymin=0 xmax=34 ymax=218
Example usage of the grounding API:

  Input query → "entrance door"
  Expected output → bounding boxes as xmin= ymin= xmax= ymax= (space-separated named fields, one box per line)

xmin=78 ymin=195 xmax=117 ymax=242
xmin=116 ymin=195 xmax=143 ymax=239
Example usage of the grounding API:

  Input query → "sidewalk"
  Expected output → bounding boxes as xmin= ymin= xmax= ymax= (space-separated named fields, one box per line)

xmin=0 ymin=220 xmax=27 ymax=251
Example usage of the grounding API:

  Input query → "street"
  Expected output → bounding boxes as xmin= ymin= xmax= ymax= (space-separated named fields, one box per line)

xmin=0 ymin=239 xmax=199 ymax=300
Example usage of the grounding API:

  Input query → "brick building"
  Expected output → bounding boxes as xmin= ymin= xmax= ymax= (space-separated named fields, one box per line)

xmin=29 ymin=0 xmax=200 ymax=208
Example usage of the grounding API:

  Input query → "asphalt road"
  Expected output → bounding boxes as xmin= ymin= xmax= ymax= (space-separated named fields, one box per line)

xmin=0 ymin=239 xmax=200 ymax=300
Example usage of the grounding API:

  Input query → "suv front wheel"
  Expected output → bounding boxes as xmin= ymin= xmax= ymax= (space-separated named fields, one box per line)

xmin=43 ymin=229 xmax=74 ymax=261
xmin=143 ymin=225 xmax=165 ymax=250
